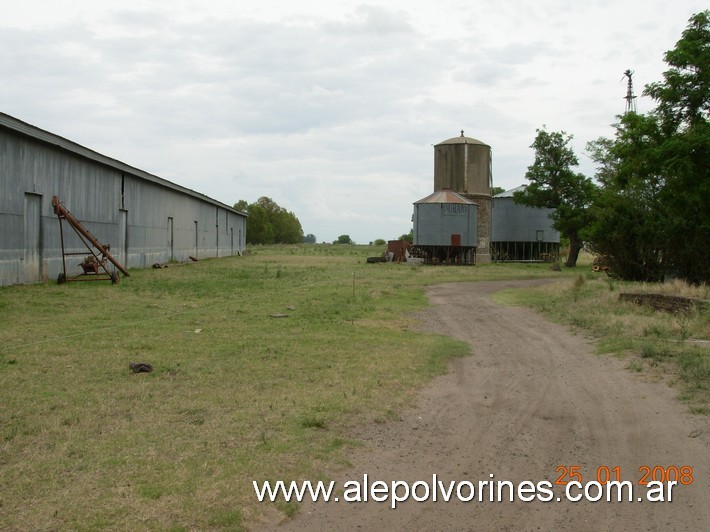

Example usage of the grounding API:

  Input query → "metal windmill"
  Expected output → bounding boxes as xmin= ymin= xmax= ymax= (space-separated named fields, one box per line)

xmin=623 ymin=69 xmax=637 ymax=114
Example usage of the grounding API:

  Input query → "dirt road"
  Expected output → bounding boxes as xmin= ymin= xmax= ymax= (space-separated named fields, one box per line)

xmin=264 ymin=279 xmax=709 ymax=531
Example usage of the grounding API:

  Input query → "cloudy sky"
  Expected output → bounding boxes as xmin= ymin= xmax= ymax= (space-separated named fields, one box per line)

xmin=1 ymin=1 xmax=705 ymax=243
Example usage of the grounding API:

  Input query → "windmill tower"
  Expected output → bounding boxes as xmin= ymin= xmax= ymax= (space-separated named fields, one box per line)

xmin=623 ymin=69 xmax=637 ymax=114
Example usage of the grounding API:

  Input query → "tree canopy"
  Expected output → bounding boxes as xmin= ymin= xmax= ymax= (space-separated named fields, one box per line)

xmin=398 ymin=230 xmax=413 ymax=243
xmin=233 ymin=197 xmax=304 ymax=245
xmin=585 ymin=10 xmax=709 ymax=283
xmin=514 ymin=127 xmax=597 ymax=267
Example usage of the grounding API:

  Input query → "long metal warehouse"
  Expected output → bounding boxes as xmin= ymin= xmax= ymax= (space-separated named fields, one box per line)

xmin=0 ymin=113 xmax=247 ymax=286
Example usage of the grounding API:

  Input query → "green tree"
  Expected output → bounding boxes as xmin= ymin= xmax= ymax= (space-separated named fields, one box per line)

xmin=398 ymin=230 xmax=413 ymax=243
xmin=303 ymin=233 xmax=317 ymax=244
xmin=491 ymin=186 xmax=506 ymax=196
xmin=233 ymin=199 xmax=249 ymax=213
xmin=233 ymin=197 xmax=304 ymax=245
xmin=514 ymin=128 xmax=597 ymax=267
xmin=373 ymin=238 xmax=387 ymax=246
xmin=647 ymin=10 xmax=710 ymax=283
xmin=646 ymin=10 xmax=710 ymax=131
xmin=586 ymin=11 xmax=710 ymax=283
xmin=244 ymin=203 xmax=274 ymax=245
xmin=256 ymin=197 xmax=303 ymax=244
xmin=334 ymin=235 xmax=352 ymax=244
xmin=586 ymin=114 xmax=669 ymax=281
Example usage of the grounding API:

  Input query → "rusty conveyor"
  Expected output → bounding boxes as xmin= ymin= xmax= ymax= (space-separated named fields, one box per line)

xmin=52 ymin=195 xmax=129 ymax=284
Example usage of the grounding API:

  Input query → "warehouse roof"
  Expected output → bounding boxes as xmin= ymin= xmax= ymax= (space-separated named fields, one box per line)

xmin=0 ymin=112 xmax=246 ymax=216
xmin=494 ymin=185 xmax=527 ymax=198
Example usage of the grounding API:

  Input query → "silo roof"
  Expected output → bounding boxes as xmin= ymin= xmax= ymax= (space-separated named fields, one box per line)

xmin=414 ymin=189 xmax=477 ymax=205
xmin=435 ymin=130 xmax=490 ymax=147
xmin=494 ymin=185 xmax=527 ymax=198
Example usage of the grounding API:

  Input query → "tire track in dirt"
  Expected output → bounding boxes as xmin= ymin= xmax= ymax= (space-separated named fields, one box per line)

xmin=261 ymin=279 xmax=709 ymax=531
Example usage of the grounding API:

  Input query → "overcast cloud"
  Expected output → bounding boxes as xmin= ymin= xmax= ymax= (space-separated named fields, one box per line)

xmin=1 ymin=0 xmax=705 ymax=243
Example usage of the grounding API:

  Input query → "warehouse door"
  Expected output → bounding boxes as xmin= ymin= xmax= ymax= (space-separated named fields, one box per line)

xmin=167 ymin=217 xmax=174 ymax=261
xmin=23 ymin=193 xmax=42 ymax=283
xmin=215 ymin=208 xmax=220 ymax=258
xmin=194 ymin=221 xmax=199 ymax=258
xmin=451 ymin=234 xmax=461 ymax=246
xmin=118 ymin=210 xmax=128 ymax=267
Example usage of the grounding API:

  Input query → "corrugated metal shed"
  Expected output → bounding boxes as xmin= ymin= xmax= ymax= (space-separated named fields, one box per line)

xmin=491 ymin=185 xmax=560 ymax=262
xmin=413 ymin=189 xmax=478 ymax=248
xmin=1 ymin=113 xmax=248 ymax=286
xmin=491 ymin=185 xmax=558 ymax=242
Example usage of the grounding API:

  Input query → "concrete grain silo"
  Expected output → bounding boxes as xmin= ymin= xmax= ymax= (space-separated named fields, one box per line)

xmin=433 ymin=131 xmax=492 ymax=262
xmin=412 ymin=189 xmax=477 ymax=264
xmin=491 ymin=186 xmax=560 ymax=261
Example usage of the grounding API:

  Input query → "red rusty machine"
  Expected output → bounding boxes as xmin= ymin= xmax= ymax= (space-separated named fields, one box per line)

xmin=52 ymin=196 xmax=129 ymax=284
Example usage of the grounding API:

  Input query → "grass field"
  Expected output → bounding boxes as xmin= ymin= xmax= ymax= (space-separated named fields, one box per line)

xmin=1 ymin=245 xmax=706 ymax=529
xmin=0 ymin=244 xmax=569 ymax=530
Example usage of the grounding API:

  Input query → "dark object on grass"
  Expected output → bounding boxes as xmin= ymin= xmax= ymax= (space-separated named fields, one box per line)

xmin=129 ymin=362 xmax=153 ymax=373
xmin=189 ymin=256 xmax=199 ymax=262
xmin=549 ymin=263 xmax=562 ymax=271
xmin=366 ymin=256 xmax=386 ymax=263
xmin=269 ymin=313 xmax=290 ymax=318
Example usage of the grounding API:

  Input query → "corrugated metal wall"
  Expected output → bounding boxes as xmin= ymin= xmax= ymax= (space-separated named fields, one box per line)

xmin=0 ymin=123 xmax=246 ymax=286
xmin=491 ymin=197 xmax=559 ymax=243
xmin=413 ymin=202 xmax=478 ymax=247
